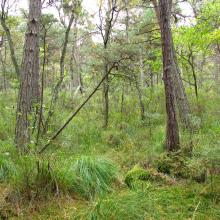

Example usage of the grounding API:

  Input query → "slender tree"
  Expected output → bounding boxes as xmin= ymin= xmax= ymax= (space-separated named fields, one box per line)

xmin=98 ymin=0 xmax=118 ymax=128
xmin=0 ymin=0 xmax=20 ymax=77
xmin=44 ymin=1 xmax=80 ymax=132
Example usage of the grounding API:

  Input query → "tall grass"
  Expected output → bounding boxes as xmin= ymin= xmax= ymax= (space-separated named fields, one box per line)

xmin=71 ymin=155 xmax=119 ymax=199
xmin=75 ymin=191 xmax=157 ymax=220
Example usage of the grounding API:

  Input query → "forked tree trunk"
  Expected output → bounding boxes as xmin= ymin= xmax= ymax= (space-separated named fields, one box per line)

xmin=159 ymin=0 xmax=180 ymax=151
xmin=15 ymin=0 xmax=41 ymax=151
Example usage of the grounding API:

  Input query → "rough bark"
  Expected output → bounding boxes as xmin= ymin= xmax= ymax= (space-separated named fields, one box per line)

xmin=151 ymin=0 xmax=191 ymax=130
xmin=159 ymin=0 xmax=180 ymax=151
xmin=15 ymin=0 xmax=41 ymax=151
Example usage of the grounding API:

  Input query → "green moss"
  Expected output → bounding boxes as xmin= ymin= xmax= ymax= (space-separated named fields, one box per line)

xmin=124 ymin=165 xmax=151 ymax=188
xmin=125 ymin=165 xmax=174 ymax=189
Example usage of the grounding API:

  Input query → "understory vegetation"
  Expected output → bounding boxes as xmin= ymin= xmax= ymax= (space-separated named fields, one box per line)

xmin=0 ymin=0 xmax=220 ymax=219
xmin=0 ymin=88 xmax=220 ymax=219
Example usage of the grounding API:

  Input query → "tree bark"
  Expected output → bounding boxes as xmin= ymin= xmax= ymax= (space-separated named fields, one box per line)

xmin=151 ymin=0 xmax=191 ymax=130
xmin=159 ymin=0 xmax=180 ymax=151
xmin=15 ymin=0 xmax=41 ymax=151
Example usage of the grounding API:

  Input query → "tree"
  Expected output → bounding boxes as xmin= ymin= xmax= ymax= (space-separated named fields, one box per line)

xmin=98 ymin=0 xmax=118 ymax=128
xmin=151 ymin=0 xmax=191 ymax=130
xmin=44 ymin=0 xmax=81 ymax=132
xmin=15 ymin=0 xmax=41 ymax=151
xmin=0 ymin=0 xmax=20 ymax=77
xmin=159 ymin=0 xmax=180 ymax=151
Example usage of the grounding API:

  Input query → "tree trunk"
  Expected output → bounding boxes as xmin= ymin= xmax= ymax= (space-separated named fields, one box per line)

xmin=35 ymin=28 xmax=48 ymax=145
xmin=159 ymin=0 xmax=180 ymax=151
xmin=15 ymin=0 xmax=41 ymax=151
xmin=172 ymin=46 xmax=191 ymax=129
xmin=135 ymin=75 xmax=145 ymax=120
xmin=69 ymin=17 xmax=83 ymax=95
xmin=188 ymin=51 xmax=198 ymax=99
xmin=151 ymin=0 xmax=191 ymax=130
xmin=0 ymin=17 xmax=20 ymax=77
xmin=101 ymin=0 xmax=115 ymax=128
xmin=0 ymin=42 xmax=7 ymax=91
xmin=103 ymin=48 xmax=109 ymax=128
xmin=44 ymin=13 xmax=75 ymax=132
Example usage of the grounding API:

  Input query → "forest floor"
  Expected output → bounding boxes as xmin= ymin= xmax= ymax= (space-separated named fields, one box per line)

xmin=0 ymin=91 xmax=220 ymax=219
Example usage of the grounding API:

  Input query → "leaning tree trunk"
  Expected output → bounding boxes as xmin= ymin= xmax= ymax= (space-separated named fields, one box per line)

xmin=15 ymin=0 xmax=41 ymax=151
xmin=0 ymin=14 xmax=20 ymax=77
xmin=159 ymin=0 xmax=180 ymax=151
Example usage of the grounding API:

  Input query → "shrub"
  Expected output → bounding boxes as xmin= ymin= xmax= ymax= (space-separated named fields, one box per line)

xmin=157 ymin=153 xmax=207 ymax=183
xmin=157 ymin=152 xmax=189 ymax=178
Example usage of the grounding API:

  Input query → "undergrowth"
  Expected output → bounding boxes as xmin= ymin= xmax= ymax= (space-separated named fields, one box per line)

xmin=0 ymin=90 xmax=220 ymax=219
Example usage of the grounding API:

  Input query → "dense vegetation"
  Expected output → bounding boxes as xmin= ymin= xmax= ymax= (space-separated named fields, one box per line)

xmin=0 ymin=0 xmax=220 ymax=219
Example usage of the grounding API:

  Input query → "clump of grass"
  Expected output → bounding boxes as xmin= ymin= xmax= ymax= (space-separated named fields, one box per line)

xmin=71 ymin=155 xmax=119 ymax=199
